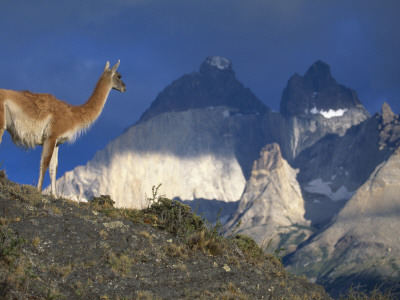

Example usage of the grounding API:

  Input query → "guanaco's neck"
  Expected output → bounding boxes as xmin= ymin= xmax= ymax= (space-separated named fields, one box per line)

xmin=74 ymin=72 xmax=112 ymax=128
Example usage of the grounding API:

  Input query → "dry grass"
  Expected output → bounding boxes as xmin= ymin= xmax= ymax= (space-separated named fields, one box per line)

xmin=51 ymin=263 xmax=74 ymax=278
xmin=106 ymin=252 xmax=135 ymax=276
xmin=139 ymin=230 xmax=150 ymax=238
xmin=164 ymin=243 xmax=188 ymax=259
xmin=136 ymin=291 xmax=159 ymax=300
xmin=99 ymin=229 xmax=109 ymax=239
xmin=31 ymin=236 xmax=41 ymax=247
xmin=340 ymin=285 xmax=397 ymax=300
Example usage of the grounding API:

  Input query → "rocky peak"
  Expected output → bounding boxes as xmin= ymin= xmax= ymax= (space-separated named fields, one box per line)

xmin=200 ymin=56 xmax=233 ymax=73
xmin=381 ymin=102 xmax=396 ymax=125
xmin=304 ymin=60 xmax=334 ymax=87
xmin=280 ymin=60 xmax=363 ymax=117
xmin=251 ymin=143 xmax=283 ymax=176
xmin=225 ymin=142 xmax=311 ymax=253
xmin=139 ymin=56 xmax=269 ymax=122
xmin=379 ymin=102 xmax=400 ymax=149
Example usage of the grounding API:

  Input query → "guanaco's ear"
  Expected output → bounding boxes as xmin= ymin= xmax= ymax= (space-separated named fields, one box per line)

xmin=104 ymin=61 xmax=110 ymax=71
xmin=111 ymin=60 xmax=120 ymax=73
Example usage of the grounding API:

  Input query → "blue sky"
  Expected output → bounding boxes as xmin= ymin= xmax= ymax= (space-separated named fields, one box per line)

xmin=1 ymin=0 xmax=399 ymax=187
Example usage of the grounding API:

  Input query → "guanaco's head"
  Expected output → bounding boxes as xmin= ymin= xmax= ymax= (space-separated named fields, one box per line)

xmin=104 ymin=60 xmax=126 ymax=92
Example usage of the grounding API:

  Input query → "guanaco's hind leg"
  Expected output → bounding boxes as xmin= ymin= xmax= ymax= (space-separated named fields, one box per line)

xmin=0 ymin=101 xmax=5 ymax=144
xmin=37 ymin=138 xmax=57 ymax=193
xmin=49 ymin=146 xmax=59 ymax=195
xmin=0 ymin=129 xmax=4 ymax=144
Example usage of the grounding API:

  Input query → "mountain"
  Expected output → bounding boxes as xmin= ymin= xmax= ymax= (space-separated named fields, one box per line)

xmin=224 ymin=143 xmax=313 ymax=253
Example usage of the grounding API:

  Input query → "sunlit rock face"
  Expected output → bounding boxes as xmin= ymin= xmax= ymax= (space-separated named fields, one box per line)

xmin=280 ymin=106 xmax=370 ymax=161
xmin=54 ymin=107 xmax=248 ymax=208
xmin=225 ymin=143 xmax=312 ymax=253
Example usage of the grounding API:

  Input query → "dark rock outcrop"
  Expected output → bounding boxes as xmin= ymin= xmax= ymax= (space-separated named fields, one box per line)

xmin=280 ymin=60 xmax=363 ymax=117
xmin=379 ymin=102 xmax=400 ymax=149
xmin=139 ymin=56 xmax=269 ymax=122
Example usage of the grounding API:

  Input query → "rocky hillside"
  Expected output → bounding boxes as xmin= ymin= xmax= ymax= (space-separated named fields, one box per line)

xmin=0 ymin=171 xmax=331 ymax=299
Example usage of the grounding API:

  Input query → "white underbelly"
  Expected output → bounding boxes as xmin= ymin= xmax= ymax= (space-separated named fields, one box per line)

xmin=57 ymin=129 xmax=79 ymax=145
xmin=5 ymin=101 xmax=51 ymax=148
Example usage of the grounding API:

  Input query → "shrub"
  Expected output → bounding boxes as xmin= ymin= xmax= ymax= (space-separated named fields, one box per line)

xmin=0 ymin=228 xmax=25 ymax=265
xmin=145 ymin=197 xmax=203 ymax=239
xmin=89 ymin=195 xmax=115 ymax=209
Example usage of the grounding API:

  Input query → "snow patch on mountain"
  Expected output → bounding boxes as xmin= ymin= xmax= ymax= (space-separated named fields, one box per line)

xmin=222 ymin=110 xmax=230 ymax=117
xmin=306 ymin=107 xmax=348 ymax=119
xmin=205 ymin=56 xmax=231 ymax=70
xmin=304 ymin=178 xmax=354 ymax=201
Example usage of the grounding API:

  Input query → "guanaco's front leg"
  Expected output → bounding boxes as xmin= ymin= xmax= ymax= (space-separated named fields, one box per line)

xmin=38 ymin=138 xmax=57 ymax=192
